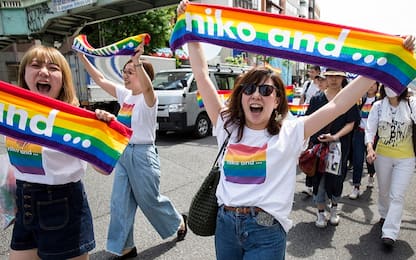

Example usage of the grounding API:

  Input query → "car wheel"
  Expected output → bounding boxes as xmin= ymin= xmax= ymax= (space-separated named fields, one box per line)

xmin=194 ymin=114 xmax=211 ymax=138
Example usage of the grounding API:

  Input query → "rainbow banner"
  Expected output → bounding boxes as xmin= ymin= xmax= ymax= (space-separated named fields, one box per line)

xmin=0 ymin=80 xmax=132 ymax=174
xmin=197 ymin=90 xmax=231 ymax=108
xmin=170 ymin=3 xmax=416 ymax=93
xmin=72 ymin=33 xmax=151 ymax=57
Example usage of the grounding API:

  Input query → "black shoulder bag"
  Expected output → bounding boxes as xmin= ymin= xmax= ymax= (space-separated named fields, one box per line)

xmin=188 ymin=133 xmax=231 ymax=236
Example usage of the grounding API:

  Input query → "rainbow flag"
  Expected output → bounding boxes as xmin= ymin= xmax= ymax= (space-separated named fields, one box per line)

xmin=288 ymin=103 xmax=309 ymax=116
xmin=197 ymin=90 xmax=231 ymax=108
xmin=170 ymin=3 xmax=416 ymax=93
xmin=0 ymin=80 xmax=132 ymax=174
xmin=285 ymin=85 xmax=294 ymax=103
xmin=72 ymin=33 xmax=151 ymax=57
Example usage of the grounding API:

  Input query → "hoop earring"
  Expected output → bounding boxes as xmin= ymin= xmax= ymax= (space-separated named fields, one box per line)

xmin=275 ymin=110 xmax=282 ymax=122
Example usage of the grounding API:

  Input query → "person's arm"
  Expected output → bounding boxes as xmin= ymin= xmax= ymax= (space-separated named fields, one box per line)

xmin=132 ymin=42 xmax=156 ymax=107
xmin=318 ymin=121 xmax=355 ymax=143
xmin=77 ymin=53 xmax=118 ymax=97
xmin=177 ymin=0 xmax=223 ymax=126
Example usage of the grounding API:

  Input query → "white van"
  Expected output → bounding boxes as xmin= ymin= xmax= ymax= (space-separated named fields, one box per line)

xmin=153 ymin=65 xmax=248 ymax=138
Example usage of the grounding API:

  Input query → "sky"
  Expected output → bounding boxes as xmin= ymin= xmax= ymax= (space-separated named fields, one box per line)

xmin=317 ymin=0 xmax=415 ymax=36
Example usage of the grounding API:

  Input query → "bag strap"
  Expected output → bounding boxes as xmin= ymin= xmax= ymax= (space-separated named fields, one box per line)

xmin=407 ymin=99 xmax=414 ymax=122
xmin=212 ymin=133 xmax=231 ymax=169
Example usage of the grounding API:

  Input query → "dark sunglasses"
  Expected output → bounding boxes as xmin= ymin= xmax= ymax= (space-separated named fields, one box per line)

xmin=241 ymin=83 xmax=279 ymax=97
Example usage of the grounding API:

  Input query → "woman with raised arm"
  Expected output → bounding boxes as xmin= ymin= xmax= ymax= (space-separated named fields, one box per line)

xmin=177 ymin=1 xmax=414 ymax=259
xmin=76 ymin=41 xmax=187 ymax=259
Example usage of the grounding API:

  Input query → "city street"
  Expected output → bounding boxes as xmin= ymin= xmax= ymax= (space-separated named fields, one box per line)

xmin=0 ymin=133 xmax=415 ymax=259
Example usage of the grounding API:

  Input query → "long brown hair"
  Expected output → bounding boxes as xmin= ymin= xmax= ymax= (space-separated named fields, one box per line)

xmin=18 ymin=45 xmax=79 ymax=106
xmin=221 ymin=67 xmax=288 ymax=142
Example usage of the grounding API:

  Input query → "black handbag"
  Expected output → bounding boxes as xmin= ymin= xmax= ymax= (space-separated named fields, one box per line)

xmin=188 ymin=134 xmax=231 ymax=236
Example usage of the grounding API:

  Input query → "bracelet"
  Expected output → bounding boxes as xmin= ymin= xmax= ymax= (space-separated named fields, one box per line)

xmin=134 ymin=62 xmax=143 ymax=67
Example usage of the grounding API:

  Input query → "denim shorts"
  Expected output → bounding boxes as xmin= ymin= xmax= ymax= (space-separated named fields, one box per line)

xmin=11 ymin=180 xmax=95 ymax=259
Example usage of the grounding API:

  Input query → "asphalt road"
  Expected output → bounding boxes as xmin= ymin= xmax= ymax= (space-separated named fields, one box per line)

xmin=1 ymin=133 xmax=415 ymax=259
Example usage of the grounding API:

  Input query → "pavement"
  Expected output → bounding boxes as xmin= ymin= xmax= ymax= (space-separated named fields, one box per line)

xmin=0 ymin=134 xmax=415 ymax=259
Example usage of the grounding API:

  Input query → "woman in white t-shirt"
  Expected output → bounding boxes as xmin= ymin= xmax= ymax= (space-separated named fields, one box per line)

xmin=366 ymin=85 xmax=416 ymax=248
xmin=8 ymin=45 xmax=115 ymax=260
xmin=77 ymin=41 xmax=187 ymax=259
xmin=177 ymin=2 xmax=415 ymax=259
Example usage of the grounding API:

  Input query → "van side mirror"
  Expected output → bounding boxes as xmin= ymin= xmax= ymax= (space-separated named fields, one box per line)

xmin=181 ymin=79 xmax=187 ymax=88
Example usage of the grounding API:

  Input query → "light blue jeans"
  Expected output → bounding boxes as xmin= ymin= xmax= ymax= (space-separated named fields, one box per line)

xmin=106 ymin=144 xmax=182 ymax=255
xmin=215 ymin=206 xmax=286 ymax=260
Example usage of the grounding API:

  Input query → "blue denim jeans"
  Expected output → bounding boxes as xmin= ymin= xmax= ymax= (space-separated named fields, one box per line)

xmin=215 ymin=206 xmax=286 ymax=260
xmin=11 ymin=180 xmax=95 ymax=260
xmin=106 ymin=144 xmax=182 ymax=255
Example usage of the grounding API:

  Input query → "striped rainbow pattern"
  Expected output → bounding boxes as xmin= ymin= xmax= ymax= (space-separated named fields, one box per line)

xmin=223 ymin=143 xmax=267 ymax=184
xmin=288 ymin=104 xmax=309 ymax=116
xmin=117 ymin=103 xmax=134 ymax=128
xmin=170 ymin=3 xmax=416 ymax=93
xmin=72 ymin=33 xmax=151 ymax=57
xmin=0 ymin=80 xmax=132 ymax=174
xmin=360 ymin=103 xmax=372 ymax=118
xmin=285 ymin=85 xmax=294 ymax=103
xmin=197 ymin=90 xmax=231 ymax=108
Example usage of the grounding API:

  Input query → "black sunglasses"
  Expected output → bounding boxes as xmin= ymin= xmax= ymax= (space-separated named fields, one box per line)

xmin=241 ymin=83 xmax=279 ymax=97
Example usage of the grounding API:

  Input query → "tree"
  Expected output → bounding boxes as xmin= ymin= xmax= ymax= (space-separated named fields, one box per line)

xmin=85 ymin=6 xmax=176 ymax=55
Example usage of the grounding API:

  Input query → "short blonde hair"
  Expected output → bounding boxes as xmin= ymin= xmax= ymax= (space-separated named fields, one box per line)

xmin=18 ymin=45 xmax=79 ymax=106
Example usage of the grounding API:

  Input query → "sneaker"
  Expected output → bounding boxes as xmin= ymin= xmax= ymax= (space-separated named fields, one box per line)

xmin=302 ymin=187 xmax=313 ymax=196
xmin=315 ymin=212 xmax=327 ymax=228
xmin=349 ymin=187 xmax=360 ymax=200
xmin=381 ymin=237 xmax=395 ymax=248
xmin=329 ymin=207 xmax=340 ymax=225
xmin=367 ymin=176 xmax=375 ymax=188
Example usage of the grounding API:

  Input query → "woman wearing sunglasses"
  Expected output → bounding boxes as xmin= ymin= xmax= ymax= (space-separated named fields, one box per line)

xmin=177 ymin=2 xmax=414 ymax=259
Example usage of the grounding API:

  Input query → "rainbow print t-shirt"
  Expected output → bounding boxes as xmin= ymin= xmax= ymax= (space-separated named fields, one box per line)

xmin=223 ymin=143 xmax=267 ymax=184
xmin=6 ymin=137 xmax=45 ymax=175
xmin=213 ymin=116 xmax=305 ymax=233
xmin=117 ymin=103 xmax=135 ymax=128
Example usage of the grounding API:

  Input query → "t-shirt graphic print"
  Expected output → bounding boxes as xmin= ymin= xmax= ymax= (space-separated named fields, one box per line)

xmin=6 ymin=137 xmax=45 ymax=175
xmin=117 ymin=103 xmax=135 ymax=128
xmin=223 ymin=143 xmax=267 ymax=184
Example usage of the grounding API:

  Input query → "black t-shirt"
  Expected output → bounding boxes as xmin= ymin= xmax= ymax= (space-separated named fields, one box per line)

xmin=305 ymin=91 xmax=360 ymax=146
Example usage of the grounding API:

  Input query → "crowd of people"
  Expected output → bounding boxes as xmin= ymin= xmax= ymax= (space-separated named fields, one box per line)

xmin=2 ymin=0 xmax=415 ymax=259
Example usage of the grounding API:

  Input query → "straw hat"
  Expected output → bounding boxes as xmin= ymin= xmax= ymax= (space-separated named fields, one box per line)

xmin=324 ymin=68 xmax=346 ymax=77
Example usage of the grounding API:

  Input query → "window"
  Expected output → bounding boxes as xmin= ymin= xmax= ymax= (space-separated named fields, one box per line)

xmin=215 ymin=73 xmax=239 ymax=90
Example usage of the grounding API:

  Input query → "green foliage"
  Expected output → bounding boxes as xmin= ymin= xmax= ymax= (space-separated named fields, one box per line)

xmin=86 ymin=6 xmax=176 ymax=55
xmin=224 ymin=55 xmax=247 ymax=66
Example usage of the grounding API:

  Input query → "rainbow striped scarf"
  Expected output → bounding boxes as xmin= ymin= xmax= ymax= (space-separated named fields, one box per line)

xmin=72 ymin=33 xmax=150 ymax=57
xmin=0 ymin=80 xmax=132 ymax=174
xmin=170 ymin=3 xmax=416 ymax=93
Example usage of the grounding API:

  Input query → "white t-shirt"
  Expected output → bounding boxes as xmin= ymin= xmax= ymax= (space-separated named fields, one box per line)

xmin=302 ymin=80 xmax=319 ymax=104
xmin=116 ymin=87 xmax=157 ymax=144
xmin=213 ymin=115 xmax=304 ymax=232
xmin=6 ymin=137 xmax=87 ymax=185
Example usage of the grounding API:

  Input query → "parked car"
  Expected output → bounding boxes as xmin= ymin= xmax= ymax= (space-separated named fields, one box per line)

xmin=153 ymin=65 xmax=249 ymax=138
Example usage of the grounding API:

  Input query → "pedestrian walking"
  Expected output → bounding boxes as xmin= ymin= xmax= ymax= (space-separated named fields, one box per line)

xmin=176 ymin=1 xmax=405 ymax=258
xmin=7 ymin=45 xmax=115 ymax=260
xmin=366 ymin=82 xmax=416 ymax=248
xmin=76 ymin=41 xmax=187 ymax=259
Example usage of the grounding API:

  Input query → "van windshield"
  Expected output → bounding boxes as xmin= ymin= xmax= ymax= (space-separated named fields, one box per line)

xmin=153 ymin=71 xmax=192 ymax=90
